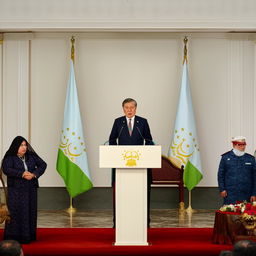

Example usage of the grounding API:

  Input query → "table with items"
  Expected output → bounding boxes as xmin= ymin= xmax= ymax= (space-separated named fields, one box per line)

xmin=212 ymin=210 xmax=256 ymax=244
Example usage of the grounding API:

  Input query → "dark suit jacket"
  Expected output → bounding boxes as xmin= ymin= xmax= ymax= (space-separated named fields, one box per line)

xmin=109 ymin=115 xmax=153 ymax=146
xmin=109 ymin=115 xmax=153 ymax=185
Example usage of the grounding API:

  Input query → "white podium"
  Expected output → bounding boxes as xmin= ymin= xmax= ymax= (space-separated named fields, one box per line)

xmin=99 ymin=145 xmax=161 ymax=246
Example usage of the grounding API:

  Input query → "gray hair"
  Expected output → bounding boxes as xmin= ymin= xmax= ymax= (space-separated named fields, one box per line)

xmin=122 ymin=98 xmax=137 ymax=107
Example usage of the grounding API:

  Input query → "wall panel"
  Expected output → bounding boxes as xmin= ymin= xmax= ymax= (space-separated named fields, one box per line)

xmin=1 ymin=32 xmax=255 ymax=187
xmin=2 ymin=36 xmax=30 ymax=153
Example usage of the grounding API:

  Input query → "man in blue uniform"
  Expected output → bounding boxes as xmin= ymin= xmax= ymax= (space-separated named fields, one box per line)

xmin=218 ymin=136 xmax=256 ymax=205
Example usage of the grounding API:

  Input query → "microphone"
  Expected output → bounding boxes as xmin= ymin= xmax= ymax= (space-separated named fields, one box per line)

xmin=104 ymin=121 xmax=125 ymax=145
xmin=117 ymin=121 xmax=125 ymax=144
xmin=136 ymin=126 xmax=155 ymax=145
xmin=103 ymin=140 xmax=110 ymax=145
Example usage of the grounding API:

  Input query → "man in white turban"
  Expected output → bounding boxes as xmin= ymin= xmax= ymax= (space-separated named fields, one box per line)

xmin=218 ymin=136 xmax=256 ymax=204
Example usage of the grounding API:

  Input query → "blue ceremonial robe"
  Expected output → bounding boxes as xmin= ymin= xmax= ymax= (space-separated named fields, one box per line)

xmin=218 ymin=150 xmax=256 ymax=205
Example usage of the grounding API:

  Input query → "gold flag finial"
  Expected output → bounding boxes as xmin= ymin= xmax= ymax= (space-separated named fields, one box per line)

xmin=71 ymin=36 xmax=75 ymax=62
xmin=183 ymin=36 xmax=188 ymax=64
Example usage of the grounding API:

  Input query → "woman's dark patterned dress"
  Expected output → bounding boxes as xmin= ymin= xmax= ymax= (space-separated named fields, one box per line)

xmin=2 ymin=153 xmax=46 ymax=243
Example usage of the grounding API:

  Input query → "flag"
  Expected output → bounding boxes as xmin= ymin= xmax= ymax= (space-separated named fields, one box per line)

xmin=56 ymin=60 xmax=93 ymax=198
xmin=168 ymin=61 xmax=203 ymax=191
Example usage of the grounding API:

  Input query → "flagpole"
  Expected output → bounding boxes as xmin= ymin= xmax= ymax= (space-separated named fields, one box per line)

xmin=183 ymin=36 xmax=195 ymax=214
xmin=66 ymin=36 xmax=77 ymax=217
xmin=66 ymin=196 xmax=77 ymax=214
xmin=186 ymin=190 xmax=195 ymax=214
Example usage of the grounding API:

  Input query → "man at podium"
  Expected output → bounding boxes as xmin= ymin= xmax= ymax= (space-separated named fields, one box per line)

xmin=109 ymin=98 xmax=154 ymax=227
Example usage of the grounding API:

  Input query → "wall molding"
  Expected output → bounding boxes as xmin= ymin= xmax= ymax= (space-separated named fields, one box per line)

xmin=0 ymin=37 xmax=3 ymax=158
xmin=2 ymin=35 xmax=31 ymax=151
xmin=36 ymin=187 xmax=222 ymax=210
xmin=1 ymin=20 xmax=256 ymax=32
xmin=1 ymin=0 xmax=256 ymax=32
xmin=224 ymin=35 xmax=256 ymax=152
xmin=254 ymin=42 xmax=256 ymax=152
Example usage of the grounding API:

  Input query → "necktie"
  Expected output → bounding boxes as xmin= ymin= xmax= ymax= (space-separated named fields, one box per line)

xmin=128 ymin=118 xmax=132 ymax=136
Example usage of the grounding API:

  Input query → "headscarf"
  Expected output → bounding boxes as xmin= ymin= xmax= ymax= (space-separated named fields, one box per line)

xmin=1 ymin=136 xmax=37 ymax=168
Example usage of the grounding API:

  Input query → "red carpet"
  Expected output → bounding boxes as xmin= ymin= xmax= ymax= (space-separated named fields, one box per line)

xmin=1 ymin=228 xmax=233 ymax=256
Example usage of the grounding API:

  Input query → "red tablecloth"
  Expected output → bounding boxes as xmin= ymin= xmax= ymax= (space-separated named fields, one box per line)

xmin=212 ymin=210 xmax=248 ymax=244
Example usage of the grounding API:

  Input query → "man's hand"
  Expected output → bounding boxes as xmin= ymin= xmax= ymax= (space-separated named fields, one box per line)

xmin=220 ymin=190 xmax=227 ymax=198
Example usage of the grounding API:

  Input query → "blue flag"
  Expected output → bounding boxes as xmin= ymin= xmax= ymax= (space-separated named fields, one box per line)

xmin=56 ymin=60 xmax=93 ymax=197
xmin=168 ymin=62 xmax=203 ymax=190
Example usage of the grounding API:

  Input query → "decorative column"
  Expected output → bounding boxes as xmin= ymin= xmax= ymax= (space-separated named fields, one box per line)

xmin=227 ymin=34 xmax=255 ymax=153
xmin=0 ymin=35 xmax=3 ymax=158
xmin=2 ymin=33 xmax=33 ymax=151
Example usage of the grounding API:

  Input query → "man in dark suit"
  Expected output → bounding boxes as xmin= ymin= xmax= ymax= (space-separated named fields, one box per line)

xmin=109 ymin=98 xmax=154 ymax=227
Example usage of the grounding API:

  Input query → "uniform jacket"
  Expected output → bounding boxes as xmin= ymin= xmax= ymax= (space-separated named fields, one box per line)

xmin=218 ymin=150 xmax=256 ymax=204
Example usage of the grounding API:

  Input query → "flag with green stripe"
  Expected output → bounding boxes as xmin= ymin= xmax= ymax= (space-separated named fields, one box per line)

xmin=168 ymin=61 xmax=203 ymax=190
xmin=56 ymin=60 xmax=93 ymax=197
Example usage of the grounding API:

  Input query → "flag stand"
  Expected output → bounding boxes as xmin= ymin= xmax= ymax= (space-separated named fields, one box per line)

xmin=66 ymin=196 xmax=77 ymax=214
xmin=186 ymin=190 xmax=195 ymax=214
xmin=179 ymin=202 xmax=185 ymax=212
xmin=178 ymin=207 xmax=186 ymax=225
xmin=187 ymin=210 xmax=192 ymax=227
xmin=179 ymin=165 xmax=185 ymax=213
xmin=66 ymin=197 xmax=76 ymax=227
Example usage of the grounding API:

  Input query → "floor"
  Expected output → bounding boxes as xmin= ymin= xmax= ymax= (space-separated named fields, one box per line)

xmin=30 ymin=209 xmax=216 ymax=228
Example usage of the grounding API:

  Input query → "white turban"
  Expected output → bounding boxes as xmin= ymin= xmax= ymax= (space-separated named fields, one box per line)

xmin=231 ymin=136 xmax=246 ymax=142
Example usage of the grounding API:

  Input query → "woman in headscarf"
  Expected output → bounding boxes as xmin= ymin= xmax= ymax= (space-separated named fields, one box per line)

xmin=1 ymin=136 xmax=47 ymax=244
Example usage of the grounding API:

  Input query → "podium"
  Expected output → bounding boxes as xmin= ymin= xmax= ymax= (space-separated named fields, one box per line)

xmin=99 ymin=145 xmax=161 ymax=245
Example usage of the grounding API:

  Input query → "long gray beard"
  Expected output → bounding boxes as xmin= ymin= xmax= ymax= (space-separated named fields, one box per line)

xmin=233 ymin=148 xmax=245 ymax=157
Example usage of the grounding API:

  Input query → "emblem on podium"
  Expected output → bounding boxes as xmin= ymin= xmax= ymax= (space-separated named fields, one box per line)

xmin=122 ymin=150 xmax=141 ymax=167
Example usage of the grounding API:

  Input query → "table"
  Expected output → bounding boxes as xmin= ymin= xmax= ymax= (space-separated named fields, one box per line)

xmin=212 ymin=210 xmax=255 ymax=244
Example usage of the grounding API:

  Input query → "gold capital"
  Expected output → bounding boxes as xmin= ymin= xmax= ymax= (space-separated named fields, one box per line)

xmin=71 ymin=36 xmax=75 ymax=62
xmin=183 ymin=36 xmax=188 ymax=64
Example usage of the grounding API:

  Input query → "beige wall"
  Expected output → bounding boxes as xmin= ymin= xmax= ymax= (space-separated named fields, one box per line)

xmin=1 ymin=32 xmax=256 ymax=187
